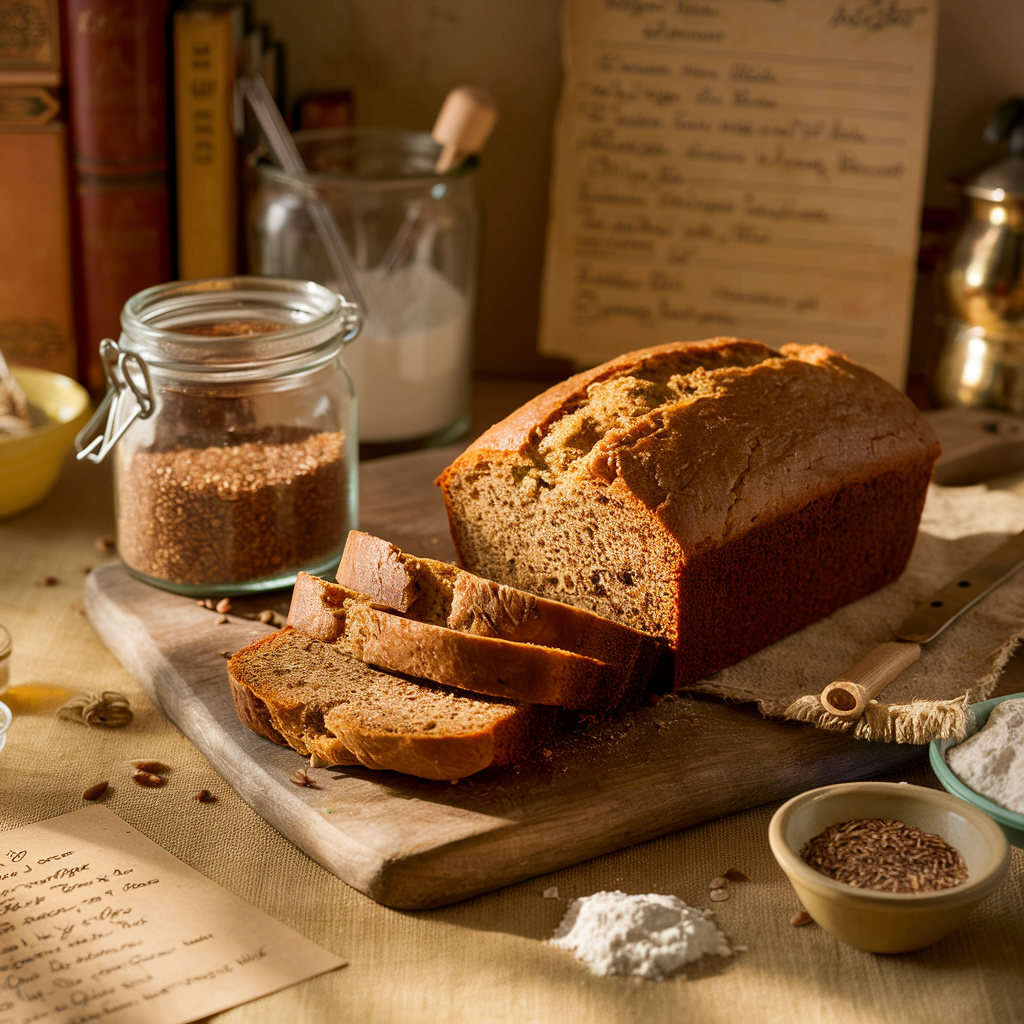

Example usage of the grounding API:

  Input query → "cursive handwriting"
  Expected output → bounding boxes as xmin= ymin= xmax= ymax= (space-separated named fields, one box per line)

xmin=829 ymin=0 xmax=928 ymax=30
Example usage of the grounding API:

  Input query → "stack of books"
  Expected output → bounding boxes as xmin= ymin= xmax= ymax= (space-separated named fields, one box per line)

xmin=0 ymin=0 xmax=325 ymax=393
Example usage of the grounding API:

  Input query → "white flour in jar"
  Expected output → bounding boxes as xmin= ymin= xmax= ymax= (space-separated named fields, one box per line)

xmin=342 ymin=262 xmax=469 ymax=443
xmin=946 ymin=697 xmax=1024 ymax=814
xmin=550 ymin=890 xmax=731 ymax=980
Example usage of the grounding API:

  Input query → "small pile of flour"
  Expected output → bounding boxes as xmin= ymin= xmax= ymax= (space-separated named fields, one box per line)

xmin=550 ymin=891 xmax=731 ymax=980
xmin=946 ymin=697 xmax=1024 ymax=814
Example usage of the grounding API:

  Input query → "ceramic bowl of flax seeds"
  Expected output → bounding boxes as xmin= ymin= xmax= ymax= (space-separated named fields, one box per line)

xmin=769 ymin=781 xmax=1010 ymax=953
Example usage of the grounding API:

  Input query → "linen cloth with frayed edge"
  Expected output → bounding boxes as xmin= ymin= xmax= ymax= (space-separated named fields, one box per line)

xmin=689 ymin=484 xmax=1024 ymax=739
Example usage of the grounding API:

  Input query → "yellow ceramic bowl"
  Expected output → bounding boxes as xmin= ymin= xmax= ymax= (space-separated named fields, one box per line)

xmin=769 ymin=782 xmax=1010 ymax=953
xmin=0 ymin=367 xmax=91 ymax=519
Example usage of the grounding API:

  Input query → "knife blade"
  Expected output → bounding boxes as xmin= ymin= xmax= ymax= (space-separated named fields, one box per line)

xmin=895 ymin=527 xmax=1024 ymax=642
xmin=819 ymin=526 xmax=1024 ymax=720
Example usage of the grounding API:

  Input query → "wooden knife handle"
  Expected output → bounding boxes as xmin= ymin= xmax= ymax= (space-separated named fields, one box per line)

xmin=819 ymin=642 xmax=923 ymax=720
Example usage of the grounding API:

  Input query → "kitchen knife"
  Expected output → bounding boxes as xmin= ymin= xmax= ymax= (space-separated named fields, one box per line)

xmin=819 ymin=526 xmax=1024 ymax=720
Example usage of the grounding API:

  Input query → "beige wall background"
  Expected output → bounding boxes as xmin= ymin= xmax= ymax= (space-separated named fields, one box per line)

xmin=252 ymin=0 xmax=1024 ymax=380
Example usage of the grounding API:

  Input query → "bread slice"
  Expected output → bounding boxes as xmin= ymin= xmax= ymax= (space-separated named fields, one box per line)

xmin=336 ymin=530 xmax=665 ymax=702
xmin=228 ymin=626 xmax=554 ymax=780
xmin=286 ymin=571 xmax=635 ymax=710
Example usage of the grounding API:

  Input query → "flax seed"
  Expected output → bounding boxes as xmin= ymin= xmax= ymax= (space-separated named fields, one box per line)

xmin=800 ymin=818 xmax=967 ymax=893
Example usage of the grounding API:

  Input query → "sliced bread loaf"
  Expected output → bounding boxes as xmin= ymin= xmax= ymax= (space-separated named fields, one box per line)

xmin=228 ymin=626 xmax=554 ymax=780
xmin=286 ymin=571 xmax=635 ymax=710
xmin=337 ymin=531 xmax=666 ymax=698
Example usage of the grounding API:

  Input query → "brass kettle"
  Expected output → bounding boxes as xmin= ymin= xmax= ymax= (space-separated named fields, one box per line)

xmin=936 ymin=98 xmax=1024 ymax=413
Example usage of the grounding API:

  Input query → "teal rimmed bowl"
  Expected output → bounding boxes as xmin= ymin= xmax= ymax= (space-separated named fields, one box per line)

xmin=930 ymin=692 xmax=1024 ymax=849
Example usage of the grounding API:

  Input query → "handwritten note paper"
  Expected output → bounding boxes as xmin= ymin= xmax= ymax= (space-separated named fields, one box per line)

xmin=0 ymin=807 xmax=344 ymax=1024
xmin=539 ymin=0 xmax=937 ymax=387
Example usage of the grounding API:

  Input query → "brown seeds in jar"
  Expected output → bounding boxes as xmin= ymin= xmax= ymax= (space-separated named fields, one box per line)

xmin=116 ymin=432 xmax=348 ymax=588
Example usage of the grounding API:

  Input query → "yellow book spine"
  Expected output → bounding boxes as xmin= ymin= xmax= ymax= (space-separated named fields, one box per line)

xmin=174 ymin=9 xmax=238 ymax=280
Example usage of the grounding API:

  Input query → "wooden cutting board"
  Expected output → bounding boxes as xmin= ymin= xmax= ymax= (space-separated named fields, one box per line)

xmin=84 ymin=445 xmax=923 ymax=910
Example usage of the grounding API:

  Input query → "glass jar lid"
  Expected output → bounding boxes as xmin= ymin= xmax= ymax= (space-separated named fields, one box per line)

xmin=120 ymin=276 xmax=360 ymax=370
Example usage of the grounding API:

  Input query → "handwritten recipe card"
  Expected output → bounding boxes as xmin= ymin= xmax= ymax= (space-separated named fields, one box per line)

xmin=540 ymin=0 xmax=937 ymax=387
xmin=0 ymin=807 xmax=344 ymax=1024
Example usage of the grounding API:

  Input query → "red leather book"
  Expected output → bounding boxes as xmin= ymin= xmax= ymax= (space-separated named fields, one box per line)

xmin=63 ymin=0 xmax=173 ymax=392
xmin=0 ymin=0 xmax=76 ymax=378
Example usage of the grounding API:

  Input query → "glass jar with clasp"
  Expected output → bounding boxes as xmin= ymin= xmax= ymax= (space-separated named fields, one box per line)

xmin=75 ymin=277 xmax=361 ymax=596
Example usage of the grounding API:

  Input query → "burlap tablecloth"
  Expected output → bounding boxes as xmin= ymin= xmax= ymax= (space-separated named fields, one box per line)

xmin=2 ymin=453 xmax=1023 ymax=1024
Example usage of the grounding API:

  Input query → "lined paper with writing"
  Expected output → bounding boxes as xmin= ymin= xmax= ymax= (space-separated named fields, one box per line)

xmin=539 ymin=0 xmax=937 ymax=388
xmin=0 ymin=807 xmax=343 ymax=1024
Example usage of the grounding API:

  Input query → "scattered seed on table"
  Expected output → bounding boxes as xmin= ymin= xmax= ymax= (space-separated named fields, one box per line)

xmin=204 ymin=599 xmax=216 ymax=610
xmin=95 ymin=536 xmax=115 ymax=552
xmin=219 ymin=651 xmax=232 ymax=659
xmin=709 ymin=889 xmax=729 ymax=902
xmin=709 ymin=877 xmax=726 ymax=890
xmin=217 ymin=615 xmax=229 ymax=624
xmin=133 ymin=771 xmax=165 ymax=788
xmin=791 ymin=910 xmax=813 ymax=927
xmin=215 ymin=598 xmax=232 ymax=614
xmin=37 ymin=576 xmax=58 ymax=586
xmin=82 ymin=781 xmax=108 ymax=801
xmin=132 ymin=760 xmax=170 ymax=774
xmin=258 ymin=609 xmax=275 ymax=624
xmin=195 ymin=790 xmax=217 ymax=803
xmin=724 ymin=868 xmax=748 ymax=882
xmin=290 ymin=769 xmax=318 ymax=788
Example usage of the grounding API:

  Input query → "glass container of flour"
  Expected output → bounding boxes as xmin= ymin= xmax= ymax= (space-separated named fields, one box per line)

xmin=250 ymin=128 xmax=478 ymax=448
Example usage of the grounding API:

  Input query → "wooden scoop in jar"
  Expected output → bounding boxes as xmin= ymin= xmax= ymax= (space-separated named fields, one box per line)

xmin=820 ymin=527 xmax=1024 ymax=721
xmin=380 ymin=86 xmax=498 ymax=274
xmin=432 ymin=85 xmax=499 ymax=174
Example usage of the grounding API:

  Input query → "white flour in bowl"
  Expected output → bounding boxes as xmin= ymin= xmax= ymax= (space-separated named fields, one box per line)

xmin=946 ymin=697 xmax=1024 ymax=814
xmin=550 ymin=890 xmax=731 ymax=980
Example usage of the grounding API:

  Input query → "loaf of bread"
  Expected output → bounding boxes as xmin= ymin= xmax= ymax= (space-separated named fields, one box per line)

xmin=228 ymin=627 xmax=554 ymax=780
xmin=336 ymin=531 xmax=666 ymax=703
xmin=286 ymin=570 xmax=642 ymax=710
xmin=437 ymin=339 xmax=941 ymax=690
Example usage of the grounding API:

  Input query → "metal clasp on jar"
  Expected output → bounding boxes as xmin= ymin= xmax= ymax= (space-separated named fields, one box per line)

xmin=75 ymin=339 xmax=155 ymax=465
